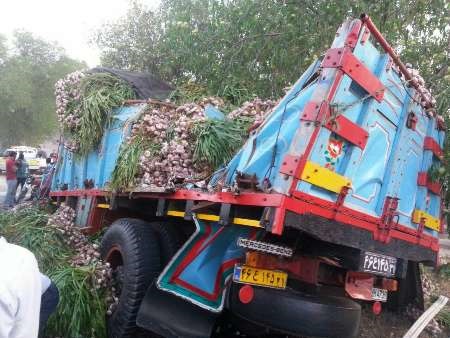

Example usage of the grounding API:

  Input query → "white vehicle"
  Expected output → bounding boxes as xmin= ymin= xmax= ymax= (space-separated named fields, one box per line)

xmin=0 ymin=146 xmax=47 ymax=173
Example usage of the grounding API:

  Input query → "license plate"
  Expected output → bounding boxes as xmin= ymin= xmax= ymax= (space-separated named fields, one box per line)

xmin=233 ymin=265 xmax=287 ymax=289
xmin=372 ymin=287 xmax=388 ymax=302
xmin=361 ymin=252 xmax=396 ymax=277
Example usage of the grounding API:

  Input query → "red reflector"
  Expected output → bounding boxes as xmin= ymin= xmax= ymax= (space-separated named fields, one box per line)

xmin=238 ymin=285 xmax=254 ymax=304
xmin=373 ymin=301 xmax=382 ymax=315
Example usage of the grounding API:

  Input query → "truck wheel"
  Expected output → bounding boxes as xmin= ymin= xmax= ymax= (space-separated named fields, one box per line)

xmin=148 ymin=221 xmax=183 ymax=264
xmin=101 ymin=218 xmax=161 ymax=338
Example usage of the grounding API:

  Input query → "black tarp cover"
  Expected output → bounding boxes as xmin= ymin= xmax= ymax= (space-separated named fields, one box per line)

xmin=91 ymin=67 xmax=173 ymax=100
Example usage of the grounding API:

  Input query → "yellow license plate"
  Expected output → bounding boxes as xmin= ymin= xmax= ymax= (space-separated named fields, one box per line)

xmin=233 ymin=265 xmax=287 ymax=289
xmin=29 ymin=159 xmax=39 ymax=165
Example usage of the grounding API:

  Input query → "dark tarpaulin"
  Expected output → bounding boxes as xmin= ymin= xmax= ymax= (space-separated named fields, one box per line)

xmin=91 ymin=67 xmax=173 ymax=100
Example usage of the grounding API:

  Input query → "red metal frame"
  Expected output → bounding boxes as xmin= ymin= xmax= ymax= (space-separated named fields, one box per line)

xmin=301 ymin=101 xmax=329 ymax=122
xmin=49 ymin=189 xmax=105 ymax=197
xmin=418 ymin=172 xmax=442 ymax=195
xmin=279 ymin=155 xmax=303 ymax=177
xmin=50 ymin=180 xmax=439 ymax=253
xmin=290 ymin=191 xmax=438 ymax=252
xmin=321 ymin=47 xmax=385 ymax=102
xmin=424 ymin=136 xmax=444 ymax=159
xmin=325 ymin=114 xmax=369 ymax=149
xmin=84 ymin=197 xmax=107 ymax=235
xmin=50 ymin=189 xmax=283 ymax=207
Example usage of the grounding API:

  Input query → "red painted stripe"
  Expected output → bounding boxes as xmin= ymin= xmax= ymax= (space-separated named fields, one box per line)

xmin=172 ymin=259 xmax=238 ymax=301
xmin=170 ymin=223 xmax=212 ymax=281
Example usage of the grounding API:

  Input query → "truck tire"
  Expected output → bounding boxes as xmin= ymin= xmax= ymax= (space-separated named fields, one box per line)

xmin=101 ymin=218 xmax=161 ymax=338
xmin=229 ymin=283 xmax=361 ymax=338
xmin=148 ymin=221 xmax=183 ymax=264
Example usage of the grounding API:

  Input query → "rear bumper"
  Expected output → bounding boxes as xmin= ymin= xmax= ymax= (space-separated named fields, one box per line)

xmin=228 ymin=283 xmax=361 ymax=338
xmin=284 ymin=212 xmax=437 ymax=265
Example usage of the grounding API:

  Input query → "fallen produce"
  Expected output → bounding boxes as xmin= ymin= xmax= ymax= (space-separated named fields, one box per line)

xmin=0 ymin=204 xmax=111 ymax=338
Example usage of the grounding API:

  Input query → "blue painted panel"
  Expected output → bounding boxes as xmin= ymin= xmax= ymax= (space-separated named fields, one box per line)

xmin=220 ymin=19 xmax=441 ymax=238
xmin=52 ymin=104 xmax=146 ymax=191
xmin=224 ymin=60 xmax=321 ymax=186
xmin=343 ymin=111 xmax=397 ymax=215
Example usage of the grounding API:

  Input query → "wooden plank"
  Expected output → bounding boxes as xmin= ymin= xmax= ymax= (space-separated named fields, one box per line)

xmin=403 ymin=295 xmax=448 ymax=338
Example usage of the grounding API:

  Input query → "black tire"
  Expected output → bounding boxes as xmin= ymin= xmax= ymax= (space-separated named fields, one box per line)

xmin=101 ymin=218 xmax=161 ymax=338
xmin=148 ymin=221 xmax=183 ymax=265
xmin=229 ymin=283 xmax=361 ymax=338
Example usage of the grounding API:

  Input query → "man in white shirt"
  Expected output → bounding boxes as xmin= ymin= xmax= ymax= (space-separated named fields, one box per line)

xmin=0 ymin=237 xmax=59 ymax=338
xmin=0 ymin=236 xmax=41 ymax=338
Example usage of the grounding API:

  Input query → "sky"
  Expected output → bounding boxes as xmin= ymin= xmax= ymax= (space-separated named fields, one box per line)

xmin=0 ymin=0 xmax=160 ymax=66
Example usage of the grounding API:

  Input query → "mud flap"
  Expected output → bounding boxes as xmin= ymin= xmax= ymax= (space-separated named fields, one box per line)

xmin=156 ymin=215 xmax=259 ymax=311
xmin=136 ymin=283 xmax=218 ymax=338
xmin=387 ymin=261 xmax=424 ymax=311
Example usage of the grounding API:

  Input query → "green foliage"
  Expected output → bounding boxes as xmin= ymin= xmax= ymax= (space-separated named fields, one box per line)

xmin=0 ymin=31 xmax=85 ymax=148
xmin=0 ymin=207 xmax=107 ymax=338
xmin=95 ymin=0 xmax=449 ymax=111
xmin=47 ymin=265 xmax=107 ymax=338
xmin=75 ymin=73 xmax=136 ymax=154
xmin=192 ymin=119 xmax=248 ymax=169
xmin=438 ymin=263 xmax=450 ymax=278
xmin=438 ymin=308 xmax=450 ymax=330
xmin=169 ymin=82 xmax=211 ymax=104
xmin=96 ymin=0 xmax=449 ymax=218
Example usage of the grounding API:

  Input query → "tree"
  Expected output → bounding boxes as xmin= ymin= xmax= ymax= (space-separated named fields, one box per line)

xmin=96 ymin=0 xmax=450 ymax=214
xmin=95 ymin=0 xmax=449 ymax=108
xmin=0 ymin=31 xmax=86 ymax=147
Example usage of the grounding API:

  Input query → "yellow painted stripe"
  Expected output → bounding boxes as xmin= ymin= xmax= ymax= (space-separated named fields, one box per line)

xmin=233 ymin=217 xmax=262 ymax=228
xmin=166 ymin=210 xmax=262 ymax=228
xmin=97 ymin=203 xmax=110 ymax=209
xmin=412 ymin=209 xmax=440 ymax=231
xmin=197 ymin=213 xmax=220 ymax=221
xmin=301 ymin=161 xmax=351 ymax=194
xmin=167 ymin=210 xmax=185 ymax=217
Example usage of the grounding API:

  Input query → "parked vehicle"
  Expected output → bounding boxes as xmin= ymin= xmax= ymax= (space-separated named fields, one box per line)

xmin=0 ymin=146 xmax=47 ymax=173
xmin=49 ymin=15 xmax=445 ymax=338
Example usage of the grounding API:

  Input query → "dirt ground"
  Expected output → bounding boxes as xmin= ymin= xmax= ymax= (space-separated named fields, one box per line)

xmin=358 ymin=263 xmax=450 ymax=338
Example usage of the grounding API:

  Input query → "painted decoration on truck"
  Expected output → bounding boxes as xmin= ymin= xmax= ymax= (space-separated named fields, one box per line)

xmin=324 ymin=136 xmax=345 ymax=171
xmin=157 ymin=216 xmax=259 ymax=312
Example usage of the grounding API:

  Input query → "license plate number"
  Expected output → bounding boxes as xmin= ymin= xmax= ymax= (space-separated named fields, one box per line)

xmin=362 ymin=252 xmax=396 ymax=277
xmin=233 ymin=265 xmax=287 ymax=289
xmin=372 ymin=287 xmax=388 ymax=302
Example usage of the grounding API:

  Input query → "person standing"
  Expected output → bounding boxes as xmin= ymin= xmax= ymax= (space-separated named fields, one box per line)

xmin=15 ymin=152 xmax=29 ymax=195
xmin=3 ymin=151 xmax=17 ymax=208
xmin=0 ymin=236 xmax=41 ymax=338
xmin=0 ymin=236 xmax=59 ymax=338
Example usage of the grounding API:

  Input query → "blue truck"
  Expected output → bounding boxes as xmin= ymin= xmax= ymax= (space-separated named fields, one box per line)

xmin=50 ymin=14 xmax=445 ymax=338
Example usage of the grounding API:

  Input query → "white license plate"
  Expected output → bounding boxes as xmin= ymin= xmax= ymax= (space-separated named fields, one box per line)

xmin=362 ymin=252 xmax=396 ymax=277
xmin=372 ymin=287 xmax=388 ymax=302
